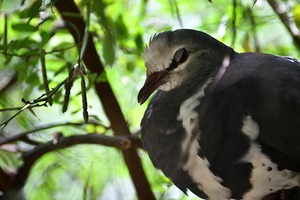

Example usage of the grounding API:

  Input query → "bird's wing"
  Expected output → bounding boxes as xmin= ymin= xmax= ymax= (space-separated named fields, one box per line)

xmin=200 ymin=53 xmax=300 ymax=171
xmin=190 ymin=53 xmax=300 ymax=198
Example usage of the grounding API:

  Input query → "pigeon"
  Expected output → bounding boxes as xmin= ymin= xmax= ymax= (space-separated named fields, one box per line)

xmin=138 ymin=29 xmax=300 ymax=199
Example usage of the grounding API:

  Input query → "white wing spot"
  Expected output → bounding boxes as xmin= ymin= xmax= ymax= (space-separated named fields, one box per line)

xmin=242 ymin=116 xmax=259 ymax=140
xmin=177 ymin=78 xmax=231 ymax=199
xmin=241 ymin=144 xmax=300 ymax=200
xmin=240 ymin=119 xmax=300 ymax=199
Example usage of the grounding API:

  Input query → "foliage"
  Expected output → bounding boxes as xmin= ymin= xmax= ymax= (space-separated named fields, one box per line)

xmin=0 ymin=0 xmax=299 ymax=199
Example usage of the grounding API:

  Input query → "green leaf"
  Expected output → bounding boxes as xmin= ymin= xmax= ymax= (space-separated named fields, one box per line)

xmin=41 ymin=31 xmax=51 ymax=44
xmin=126 ymin=61 xmax=135 ymax=72
xmin=293 ymin=4 xmax=300 ymax=28
xmin=11 ymin=23 xmax=38 ymax=32
xmin=91 ymin=0 xmax=108 ymax=26
xmin=102 ymin=32 xmax=116 ymax=66
xmin=26 ymin=71 xmax=40 ymax=85
xmin=23 ymin=84 xmax=36 ymax=99
xmin=135 ymin=33 xmax=143 ymax=54
xmin=19 ymin=0 xmax=42 ymax=19
xmin=115 ymin=15 xmax=128 ymax=40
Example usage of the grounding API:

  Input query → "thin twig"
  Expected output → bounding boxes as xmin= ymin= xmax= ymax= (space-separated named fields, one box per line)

xmin=0 ymin=44 xmax=80 ymax=58
xmin=231 ymin=0 xmax=237 ymax=46
xmin=1 ymin=79 xmax=67 ymax=129
xmin=79 ymin=0 xmax=91 ymax=61
xmin=1 ymin=103 xmax=36 ymax=129
xmin=248 ymin=7 xmax=261 ymax=52
xmin=0 ymin=121 xmax=109 ymax=145
xmin=40 ymin=49 xmax=52 ymax=105
xmin=0 ymin=103 xmax=45 ymax=112
xmin=267 ymin=0 xmax=300 ymax=49
xmin=169 ymin=0 xmax=183 ymax=28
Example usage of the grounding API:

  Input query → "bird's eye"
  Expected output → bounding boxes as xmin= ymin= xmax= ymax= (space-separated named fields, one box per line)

xmin=166 ymin=48 xmax=188 ymax=71
xmin=173 ymin=48 xmax=188 ymax=65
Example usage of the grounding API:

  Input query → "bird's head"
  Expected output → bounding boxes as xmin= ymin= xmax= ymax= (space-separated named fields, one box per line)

xmin=137 ymin=29 xmax=234 ymax=104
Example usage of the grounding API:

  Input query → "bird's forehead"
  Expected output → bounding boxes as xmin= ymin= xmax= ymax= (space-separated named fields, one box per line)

xmin=142 ymin=32 xmax=183 ymax=74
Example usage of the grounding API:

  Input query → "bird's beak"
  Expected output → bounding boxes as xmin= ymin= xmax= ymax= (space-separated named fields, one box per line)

xmin=138 ymin=70 xmax=168 ymax=104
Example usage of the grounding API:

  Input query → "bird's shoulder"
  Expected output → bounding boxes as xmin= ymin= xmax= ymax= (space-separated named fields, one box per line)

xmin=215 ymin=52 xmax=300 ymax=92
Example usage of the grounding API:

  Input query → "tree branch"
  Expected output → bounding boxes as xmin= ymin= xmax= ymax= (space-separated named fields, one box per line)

xmin=54 ymin=1 xmax=155 ymax=199
xmin=267 ymin=0 xmax=300 ymax=49
xmin=14 ymin=133 xmax=142 ymax=189
xmin=0 ymin=121 xmax=108 ymax=146
xmin=0 ymin=167 xmax=13 ymax=193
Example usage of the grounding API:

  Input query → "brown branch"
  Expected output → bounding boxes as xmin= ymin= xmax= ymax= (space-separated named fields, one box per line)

xmin=0 ymin=167 xmax=13 ymax=193
xmin=267 ymin=0 xmax=300 ymax=49
xmin=0 ymin=121 xmax=108 ymax=146
xmin=54 ymin=1 xmax=155 ymax=199
xmin=14 ymin=134 xmax=142 ymax=188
